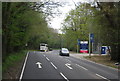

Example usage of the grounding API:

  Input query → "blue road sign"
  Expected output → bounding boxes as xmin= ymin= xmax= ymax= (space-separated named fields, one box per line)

xmin=90 ymin=33 xmax=94 ymax=43
xmin=77 ymin=39 xmax=80 ymax=45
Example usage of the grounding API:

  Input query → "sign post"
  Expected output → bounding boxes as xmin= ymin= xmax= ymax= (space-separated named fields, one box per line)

xmin=89 ymin=34 xmax=91 ymax=57
xmin=89 ymin=33 xmax=94 ymax=57
xmin=77 ymin=39 xmax=80 ymax=53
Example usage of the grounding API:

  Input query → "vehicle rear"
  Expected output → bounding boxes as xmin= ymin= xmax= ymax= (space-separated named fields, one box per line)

xmin=40 ymin=43 xmax=48 ymax=52
xmin=59 ymin=48 xmax=69 ymax=56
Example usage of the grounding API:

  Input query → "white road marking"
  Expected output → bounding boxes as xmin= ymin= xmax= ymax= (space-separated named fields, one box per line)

xmin=46 ymin=57 xmax=50 ymax=61
xmin=50 ymin=62 xmax=57 ymax=69
xmin=34 ymin=51 xmax=35 ymax=53
xmin=43 ymin=55 xmax=46 ymax=57
xmin=96 ymin=74 xmax=110 ymax=81
xmin=19 ymin=52 xmax=29 ymax=81
xmin=76 ymin=64 xmax=88 ymax=70
xmin=36 ymin=62 xmax=42 ymax=68
xmin=65 ymin=63 xmax=73 ymax=69
xmin=60 ymin=72 xmax=69 ymax=81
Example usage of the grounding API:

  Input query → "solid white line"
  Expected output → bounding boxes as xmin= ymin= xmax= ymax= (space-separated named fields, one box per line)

xmin=46 ymin=57 xmax=50 ymax=61
xmin=50 ymin=62 xmax=57 ymax=69
xmin=60 ymin=72 xmax=69 ymax=81
xmin=76 ymin=64 xmax=88 ymax=70
xmin=96 ymin=74 xmax=110 ymax=81
xmin=19 ymin=51 xmax=29 ymax=81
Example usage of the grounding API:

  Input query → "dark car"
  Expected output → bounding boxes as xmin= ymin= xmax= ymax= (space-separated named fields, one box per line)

xmin=59 ymin=48 xmax=69 ymax=56
xmin=49 ymin=48 xmax=52 ymax=51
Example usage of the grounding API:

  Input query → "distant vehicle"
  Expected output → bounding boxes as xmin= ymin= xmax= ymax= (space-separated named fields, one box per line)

xmin=101 ymin=46 xmax=111 ymax=54
xmin=49 ymin=47 xmax=52 ymax=51
xmin=59 ymin=48 xmax=69 ymax=56
xmin=80 ymin=41 xmax=88 ymax=53
xmin=40 ymin=43 xmax=48 ymax=52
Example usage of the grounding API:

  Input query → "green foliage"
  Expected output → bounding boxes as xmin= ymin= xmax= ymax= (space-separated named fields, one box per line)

xmin=62 ymin=3 xmax=90 ymax=51
xmin=2 ymin=2 xmax=61 ymax=61
xmin=3 ymin=50 xmax=27 ymax=72
xmin=62 ymin=2 xmax=120 ymax=61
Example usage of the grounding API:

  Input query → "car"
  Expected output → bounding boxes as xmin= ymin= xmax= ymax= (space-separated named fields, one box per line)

xmin=59 ymin=48 xmax=69 ymax=56
xmin=49 ymin=48 xmax=52 ymax=51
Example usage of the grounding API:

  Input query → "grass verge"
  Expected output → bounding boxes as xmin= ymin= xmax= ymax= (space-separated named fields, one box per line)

xmin=3 ymin=50 xmax=27 ymax=73
xmin=84 ymin=55 xmax=118 ymax=69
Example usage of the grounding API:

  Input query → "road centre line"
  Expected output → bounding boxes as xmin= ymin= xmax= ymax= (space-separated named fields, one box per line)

xmin=60 ymin=72 xmax=69 ymax=81
xmin=46 ymin=57 xmax=50 ymax=61
xmin=19 ymin=51 xmax=29 ymax=81
xmin=43 ymin=55 xmax=46 ymax=57
xmin=96 ymin=74 xmax=110 ymax=81
xmin=76 ymin=64 xmax=88 ymax=70
xmin=50 ymin=62 xmax=57 ymax=69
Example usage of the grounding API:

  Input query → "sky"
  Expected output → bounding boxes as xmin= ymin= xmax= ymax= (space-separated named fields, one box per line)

xmin=48 ymin=0 xmax=94 ymax=33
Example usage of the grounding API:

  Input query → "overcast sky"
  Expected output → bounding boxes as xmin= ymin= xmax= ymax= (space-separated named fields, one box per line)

xmin=48 ymin=0 xmax=94 ymax=33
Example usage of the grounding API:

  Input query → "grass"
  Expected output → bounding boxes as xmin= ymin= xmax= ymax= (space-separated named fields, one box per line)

xmin=3 ymin=50 xmax=27 ymax=72
xmin=84 ymin=55 xmax=118 ymax=69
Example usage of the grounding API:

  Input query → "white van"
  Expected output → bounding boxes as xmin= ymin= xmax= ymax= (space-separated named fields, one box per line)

xmin=40 ymin=43 xmax=48 ymax=52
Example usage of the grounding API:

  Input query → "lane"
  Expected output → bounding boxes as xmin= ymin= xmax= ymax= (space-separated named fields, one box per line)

xmin=67 ymin=56 xmax=118 ymax=79
xmin=44 ymin=50 xmax=104 ymax=80
xmin=44 ymin=50 xmax=118 ymax=80
xmin=22 ymin=51 xmax=63 ymax=79
xmin=20 ymin=50 xmax=118 ymax=81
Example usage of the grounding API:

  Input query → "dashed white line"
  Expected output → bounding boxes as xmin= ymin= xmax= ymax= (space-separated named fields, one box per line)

xmin=43 ymin=55 xmax=46 ymax=57
xmin=46 ymin=57 xmax=50 ymax=61
xmin=60 ymin=72 xmax=69 ymax=81
xmin=96 ymin=74 xmax=110 ymax=81
xmin=50 ymin=62 xmax=57 ymax=69
xmin=76 ymin=64 xmax=88 ymax=70
xmin=19 ymin=52 xmax=29 ymax=81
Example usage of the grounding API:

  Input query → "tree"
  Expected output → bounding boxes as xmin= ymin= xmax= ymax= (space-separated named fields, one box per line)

xmin=2 ymin=2 xmax=63 ymax=61
xmin=62 ymin=1 xmax=120 ymax=62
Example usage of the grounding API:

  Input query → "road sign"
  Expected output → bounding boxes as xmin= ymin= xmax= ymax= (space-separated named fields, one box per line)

xmin=90 ymin=33 xmax=94 ymax=43
xmin=77 ymin=39 xmax=80 ymax=45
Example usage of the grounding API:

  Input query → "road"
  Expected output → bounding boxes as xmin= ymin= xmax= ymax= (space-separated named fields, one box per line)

xmin=20 ymin=50 xmax=119 ymax=81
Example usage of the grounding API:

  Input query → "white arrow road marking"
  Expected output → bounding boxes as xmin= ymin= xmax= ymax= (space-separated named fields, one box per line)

xmin=76 ymin=64 xmax=88 ymax=70
xmin=65 ymin=63 xmax=73 ymax=69
xmin=36 ymin=62 xmax=42 ymax=69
